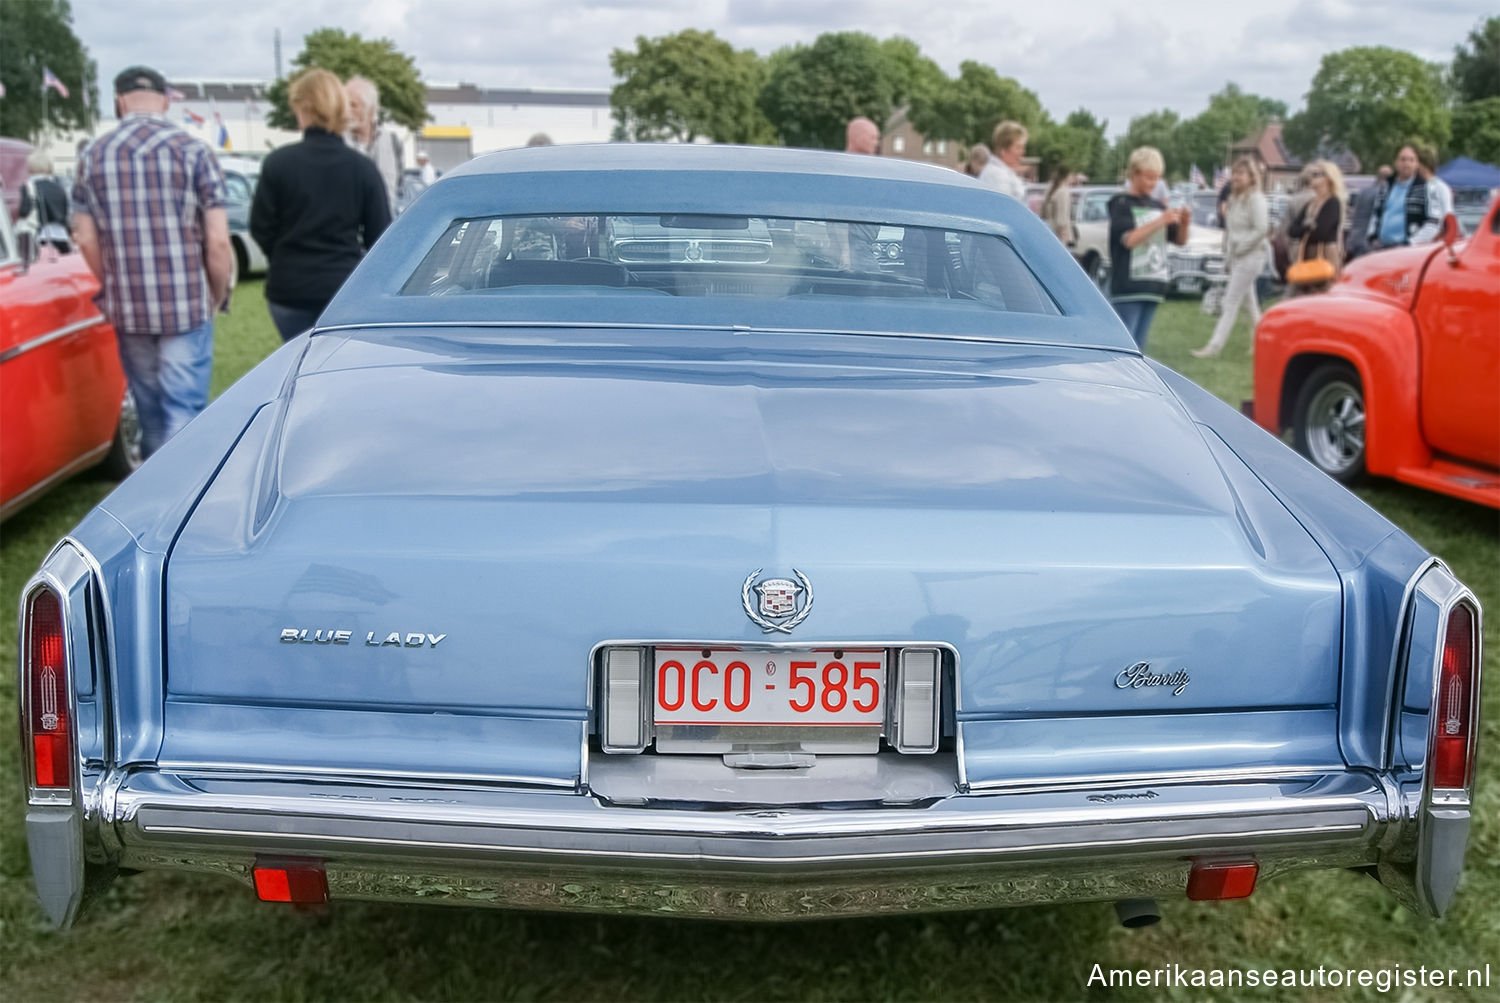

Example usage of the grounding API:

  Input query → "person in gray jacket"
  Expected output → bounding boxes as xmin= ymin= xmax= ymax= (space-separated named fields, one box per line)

xmin=1193 ymin=158 xmax=1269 ymax=357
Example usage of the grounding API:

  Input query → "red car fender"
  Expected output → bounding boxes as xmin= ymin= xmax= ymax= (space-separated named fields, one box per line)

xmin=1253 ymin=294 xmax=1430 ymax=478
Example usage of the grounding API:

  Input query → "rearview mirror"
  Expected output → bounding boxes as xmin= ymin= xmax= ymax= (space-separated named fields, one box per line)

xmin=1441 ymin=213 xmax=1461 ymax=267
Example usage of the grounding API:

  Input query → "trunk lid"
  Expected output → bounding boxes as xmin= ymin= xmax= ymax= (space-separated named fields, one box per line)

xmin=161 ymin=328 xmax=1343 ymax=784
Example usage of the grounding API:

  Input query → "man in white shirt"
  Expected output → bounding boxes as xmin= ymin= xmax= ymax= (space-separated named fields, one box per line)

xmin=345 ymin=76 xmax=402 ymax=212
xmin=417 ymin=150 xmax=437 ymax=185
xmin=978 ymin=120 xmax=1027 ymax=201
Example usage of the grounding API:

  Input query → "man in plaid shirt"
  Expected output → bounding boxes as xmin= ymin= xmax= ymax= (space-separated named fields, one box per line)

xmin=72 ymin=65 xmax=234 ymax=457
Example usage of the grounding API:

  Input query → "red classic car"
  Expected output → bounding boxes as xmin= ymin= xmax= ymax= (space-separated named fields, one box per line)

xmin=1253 ymin=198 xmax=1500 ymax=508
xmin=0 ymin=163 xmax=140 ymax=519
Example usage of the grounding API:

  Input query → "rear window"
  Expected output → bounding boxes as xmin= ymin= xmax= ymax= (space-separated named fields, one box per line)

xmin=402 ymin=213 xmax=1061 ymax=316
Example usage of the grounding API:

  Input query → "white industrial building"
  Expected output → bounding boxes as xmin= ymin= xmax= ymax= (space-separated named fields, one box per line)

xmin=45 ymin=78 xmax=613 ymax=174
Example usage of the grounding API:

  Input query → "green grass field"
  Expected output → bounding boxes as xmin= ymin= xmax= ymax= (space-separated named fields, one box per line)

xmin=1 ymin=286 xmax=1496 ymax=1001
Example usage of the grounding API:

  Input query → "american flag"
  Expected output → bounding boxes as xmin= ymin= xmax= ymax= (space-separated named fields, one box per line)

xmin=1189 ymin=164 xmax=1206 ymax=188
xmin=1213 ymin=166 xmax=1230 ymax=189
xmin=42 ymin=67 xmax=69 ymax=99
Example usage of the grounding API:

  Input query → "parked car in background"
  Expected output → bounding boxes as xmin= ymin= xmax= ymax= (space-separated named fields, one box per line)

xmin=1254 ymin=198 xmax=1499 ymax=508
xmin=0 ymin=169 xmax=140 ymax=520
xmin=1067 ymin=184 xmax=1116 ymax=290
xmin=218 ymin=155 xmax=266 ymax=284
xmin=395 ymin=168 xmax=428 ymax=216
xmin=1166 ymin=192 xmax=1227 ymax=297
xmin=20 ymin=146 xmax=1482 ymax=932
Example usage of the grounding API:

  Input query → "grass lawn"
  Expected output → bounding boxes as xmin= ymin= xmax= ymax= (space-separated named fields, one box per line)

xmin=1 ymin=286 xmax=1495 ymax=1001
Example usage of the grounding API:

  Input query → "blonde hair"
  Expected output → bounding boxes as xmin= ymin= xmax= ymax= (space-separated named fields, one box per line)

xmin=991 ymin=120 xmax=1027 ymax=153
xmin=1312 ymin=158 xmax=1347 ymax=202
xmin=288 ymin=68 xmax=348 ymax=134
xmin=1126 ymin=146 xmax=1164 ymax=177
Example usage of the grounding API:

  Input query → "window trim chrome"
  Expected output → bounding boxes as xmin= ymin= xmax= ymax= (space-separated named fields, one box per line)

xmin=0 ymin=315 xmax=110 ymax=365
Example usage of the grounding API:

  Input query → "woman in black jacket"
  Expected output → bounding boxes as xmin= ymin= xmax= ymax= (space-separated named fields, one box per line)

xmin=251 ymin=68 xmax=391 ymax=340
xmin=1286 ymin=159 xmax=1346 ymax=294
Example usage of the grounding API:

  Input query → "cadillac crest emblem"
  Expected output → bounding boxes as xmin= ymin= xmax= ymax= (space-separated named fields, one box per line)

xmin=742 ymin=568 xmax=815 ymax=633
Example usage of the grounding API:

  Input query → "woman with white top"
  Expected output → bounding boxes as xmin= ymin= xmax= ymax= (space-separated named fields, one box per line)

xmin=1192 ymin=157 xmax=1270 ymax=358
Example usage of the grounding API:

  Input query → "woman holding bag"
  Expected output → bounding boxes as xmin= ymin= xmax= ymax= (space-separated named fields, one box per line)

xmin=1192 ymin=157 xmax=1270 ymax=357
xmin=1285 ymin=159 xmax=1346 ymax=296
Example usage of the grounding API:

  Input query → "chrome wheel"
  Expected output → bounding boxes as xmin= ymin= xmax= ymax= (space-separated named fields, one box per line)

xmin=1293 ymin=363 xmax=1366 ymax=483
xmin=102 ymin=387 xmax=144 ymax=479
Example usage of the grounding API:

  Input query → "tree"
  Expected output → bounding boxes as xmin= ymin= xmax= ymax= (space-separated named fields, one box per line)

xmin=0 ymin=0 xmax=98 ymax=141
xmin=1114 ymin=109 xmax=1184 ymax=179
xmin=1028 ymin=108 xmax=1111 ymax=181
xmin=264 ymin=28 xmax=426 ymax=132
xmin=1175 ymin=83 xmax=1286 ymax=179
xmin=879 ymin=36 xmax=946 ymax=117
xmin=909 ymin=60 xmax=1043 ymax=147
xmin=1451 ymin=97 xmax=1500 ymax=165
xmin=1283 ymin=46 xmax=1449 ymax=170
xmin=609 ymin=30 xmax=773 ymax=144
xmin=1451 ymin=16 xmax=1499 ymax=105
xmin=760 ymin=33 xmax=896 ymax=149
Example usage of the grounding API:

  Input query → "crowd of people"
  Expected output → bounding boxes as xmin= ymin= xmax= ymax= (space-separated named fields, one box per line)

xmin=64 ymin=64 xmax=403 ymax=459
xmin=48 ymin=63 xmax=1474 ymax=462
xmin=852 ymin=114 xmax=1463 ymax=353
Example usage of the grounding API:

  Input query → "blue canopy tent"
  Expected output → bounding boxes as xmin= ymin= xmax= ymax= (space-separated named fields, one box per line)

xmin=1437 ymin=157 xmax=1500 ymax=189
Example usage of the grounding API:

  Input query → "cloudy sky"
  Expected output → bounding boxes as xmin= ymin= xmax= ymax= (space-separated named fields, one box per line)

xmin=72 ymin=0 xmax=1490 ymax=136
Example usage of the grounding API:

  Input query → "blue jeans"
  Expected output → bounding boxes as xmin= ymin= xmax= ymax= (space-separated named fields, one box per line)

xmin=1111 ymin=298 xmax=1161 ymax=351
xmin=115 ymin=318 xmax=215 ymax=457
xmin=267 ymin=301 xmax=323 ymax=342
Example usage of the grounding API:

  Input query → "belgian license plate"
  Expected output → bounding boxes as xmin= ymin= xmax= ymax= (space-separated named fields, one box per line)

xmin=653 ymin=648 xmax=886 ymax=727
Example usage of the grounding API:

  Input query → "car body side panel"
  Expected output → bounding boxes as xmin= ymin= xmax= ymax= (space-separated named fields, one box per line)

xmin=1253 ymin=294 xmax=1429 ymax=478
xmin=1153 ymin=363 xmax=1430 ymax=769
xmin=0 ymin=251 xmax=123 ymax=516
xmin=64 ymin=337 xmax=309 ymax=765
xmin=1413 ymin=207 xmax=1500 ymax=466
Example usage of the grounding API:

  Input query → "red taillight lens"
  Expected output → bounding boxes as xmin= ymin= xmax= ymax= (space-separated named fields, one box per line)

xmin=253 ymin=857 xmax=329 ymax=903
xmin=1431 ymin=603 xmax=1476 ymax=790
xmin=1186 ymin=860 xmax=1259 ymax=900
xmin=25 ymin=588 xmax=72 ymax=791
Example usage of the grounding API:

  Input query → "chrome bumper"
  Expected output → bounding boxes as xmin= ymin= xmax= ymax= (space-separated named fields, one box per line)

xmin=30 ymin=767 xmax=1450 ymax=921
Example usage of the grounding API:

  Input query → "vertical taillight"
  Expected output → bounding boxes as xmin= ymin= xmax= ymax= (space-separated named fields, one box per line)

xmin=600 ymin=646 xmax=648 ymax=754
xmin=1431 ymin=602 xmax=1477 ymax=790
xmin=24 ymin=587 xmax=73 ymax=792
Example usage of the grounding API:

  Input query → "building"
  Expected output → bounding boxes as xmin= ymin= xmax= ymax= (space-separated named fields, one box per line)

xmin=45 ymin=78 xmax=614 ymax=175
xmin=1230 ymin=121 xmax=1361 ymax=192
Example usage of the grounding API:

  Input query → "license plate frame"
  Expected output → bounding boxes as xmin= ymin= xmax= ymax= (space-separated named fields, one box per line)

xmin=652 ymin=646 xmax=888 ymax=755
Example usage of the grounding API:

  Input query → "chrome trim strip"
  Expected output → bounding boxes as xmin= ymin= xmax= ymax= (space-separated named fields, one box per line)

xmin=310 ymin=320 xmax=1137 ymax=355
xmin=0 ymin=445 xmax=112 ymax=521
xmin=964 ymin=764 xmax=1347 ymax=793
xmin=134 ymin=820 xmax=1366 ymax=866
xmin=1380 ymin=556 xmax=1445 ymax=767
xmin=0 ymin=315 xmax=109 ymax=364
xmin=113 ymin=772 xmax=1387 ymax=837
xmin=152 ymin=761 xmax=579 ymax=789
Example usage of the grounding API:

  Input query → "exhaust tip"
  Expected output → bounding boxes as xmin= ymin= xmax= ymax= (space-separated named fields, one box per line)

xmin=1115 ymin=898 xmax=1161 ymax=928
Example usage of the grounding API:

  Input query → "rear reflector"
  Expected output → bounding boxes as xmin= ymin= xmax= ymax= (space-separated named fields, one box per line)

xmin=892 ymin=648 xmax=940 ymax=754
xmin=1187 ymin=860 xmax=1259 ymax=900
xmin=601 ymin=646 xmax=647 ymax=753
xmin=24 ymin=588 xmax=72 ymax=791
xmin=253 ymin=858 xmax=328 ymax=903
xmin=1432 ymin=602 xmax=1477 ymax=790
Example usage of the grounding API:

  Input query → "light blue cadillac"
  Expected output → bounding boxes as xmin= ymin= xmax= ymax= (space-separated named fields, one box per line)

xmin=19 ymin=145 xmax=1481 ymax=926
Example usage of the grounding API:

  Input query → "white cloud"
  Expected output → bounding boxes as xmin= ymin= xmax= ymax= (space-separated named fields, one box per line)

xmin=71 ymin=0 xmax=1492 ymax=134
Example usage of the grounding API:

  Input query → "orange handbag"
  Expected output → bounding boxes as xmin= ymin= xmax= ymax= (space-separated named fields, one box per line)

xmin=1287 ymin=210 xmax=1339 ymax=286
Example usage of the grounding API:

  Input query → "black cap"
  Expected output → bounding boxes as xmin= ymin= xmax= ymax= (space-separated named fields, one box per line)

xmin=113 ymin=66 xmax=168 ymax=96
